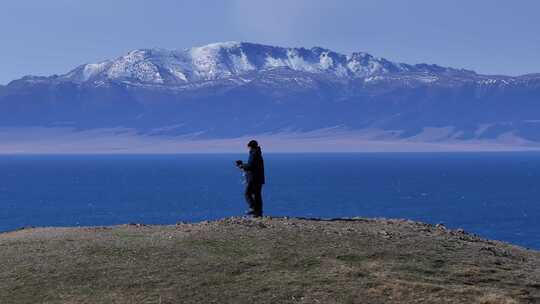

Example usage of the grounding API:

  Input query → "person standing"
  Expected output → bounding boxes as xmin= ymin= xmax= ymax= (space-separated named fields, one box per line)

xmin=236 ymin=140 xmax=265 ymax=217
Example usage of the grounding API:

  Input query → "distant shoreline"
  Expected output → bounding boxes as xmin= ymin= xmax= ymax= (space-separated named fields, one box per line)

xmin=1 ymin=127 xmax=540 ymax=154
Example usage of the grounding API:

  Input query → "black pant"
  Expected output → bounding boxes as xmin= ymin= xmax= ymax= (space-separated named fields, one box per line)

xmin=245 ymin=182 xmax=263 ymax=216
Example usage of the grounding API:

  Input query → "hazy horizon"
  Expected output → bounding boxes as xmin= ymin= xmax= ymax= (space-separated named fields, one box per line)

xmin=0 ymin=127 xmax=538 ymax=154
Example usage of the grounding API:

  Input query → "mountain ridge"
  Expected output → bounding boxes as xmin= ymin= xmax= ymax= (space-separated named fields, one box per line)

xmin=17 ymin=42 xmax=480 ymax=86
xmin=1 ymin=41 xmax=540 ymax=150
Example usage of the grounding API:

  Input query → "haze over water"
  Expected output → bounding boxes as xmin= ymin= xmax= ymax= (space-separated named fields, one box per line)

xmin=1 ymin=152 xmax=539 ymax=249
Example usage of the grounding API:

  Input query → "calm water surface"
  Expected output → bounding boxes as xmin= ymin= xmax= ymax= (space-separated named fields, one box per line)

xmin=1 ymin=153 xmax=539 ymax=249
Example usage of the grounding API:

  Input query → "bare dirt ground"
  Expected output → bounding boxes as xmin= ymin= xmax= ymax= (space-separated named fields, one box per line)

xmin=1 ymin=216 xmax=539 ymax=304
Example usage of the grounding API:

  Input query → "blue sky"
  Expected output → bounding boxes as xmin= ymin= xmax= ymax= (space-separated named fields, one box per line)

xmin=1 ymin=0 xmax=539 ymax=84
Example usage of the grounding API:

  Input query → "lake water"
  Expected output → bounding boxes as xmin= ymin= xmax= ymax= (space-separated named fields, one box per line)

xmin=1 ymin=153 xmax=539 ymax=250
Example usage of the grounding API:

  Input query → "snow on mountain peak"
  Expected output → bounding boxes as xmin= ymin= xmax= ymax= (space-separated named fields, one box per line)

xmin=62 ymin=42 xmax=464 ymax=85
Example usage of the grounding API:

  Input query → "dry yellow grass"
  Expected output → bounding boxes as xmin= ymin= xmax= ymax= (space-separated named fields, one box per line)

xmin=478 ymin=293 xmax=519 ymax=304
xmin=1 ymin=217 xmax=539 ymax=304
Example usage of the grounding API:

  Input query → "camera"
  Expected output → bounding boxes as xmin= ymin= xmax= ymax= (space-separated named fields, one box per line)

xmin=235 ymin=160 xmax=243 ymax=167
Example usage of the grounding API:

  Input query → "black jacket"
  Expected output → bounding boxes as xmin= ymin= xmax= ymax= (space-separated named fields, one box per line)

xmin=242 ymin=147 xmax=265 ymax=184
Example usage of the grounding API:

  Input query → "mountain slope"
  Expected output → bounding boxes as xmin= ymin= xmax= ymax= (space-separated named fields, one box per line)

xmin=1 ymin=42 xmax=540 ymax=147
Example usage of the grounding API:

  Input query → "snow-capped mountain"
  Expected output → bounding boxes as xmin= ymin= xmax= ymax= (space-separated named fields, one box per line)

xmin=2 ymin=42 xmax=540 ymax=148
xmin=60 ymin=42 xmax=472 ymax=86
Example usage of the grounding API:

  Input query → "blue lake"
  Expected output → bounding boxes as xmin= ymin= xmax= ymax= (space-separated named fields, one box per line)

xmin=1 ymin=153 xmax=539 ymax=250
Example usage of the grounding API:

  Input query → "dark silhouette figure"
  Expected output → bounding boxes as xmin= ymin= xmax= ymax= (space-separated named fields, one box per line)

xmin=236 ymin=140 xmax=265 ymax=217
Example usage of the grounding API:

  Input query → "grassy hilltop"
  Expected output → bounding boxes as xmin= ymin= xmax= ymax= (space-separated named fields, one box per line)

xmin=1 ymin=217 xmax=539 ymax=304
